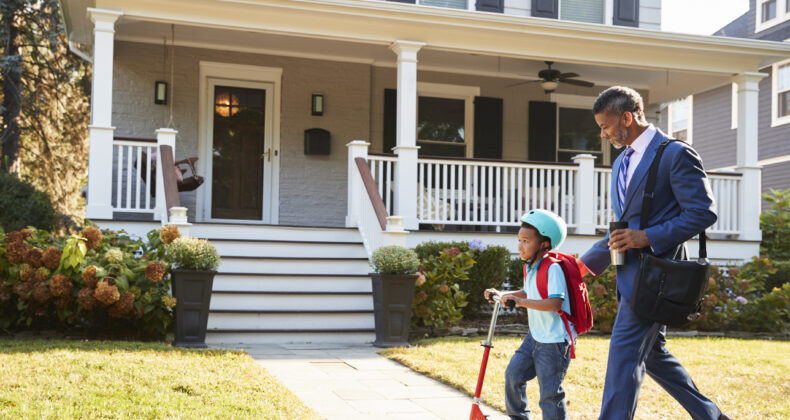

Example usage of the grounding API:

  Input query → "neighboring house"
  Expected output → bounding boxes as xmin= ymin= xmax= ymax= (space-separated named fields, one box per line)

xmin=660 ymin=0 xmax=790 ymax=207
xmin=58 ymin=0 xmax=790 ymax=344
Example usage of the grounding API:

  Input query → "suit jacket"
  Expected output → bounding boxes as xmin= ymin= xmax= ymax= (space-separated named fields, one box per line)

xmin=580 ymin=129 xmax=717 ymax=301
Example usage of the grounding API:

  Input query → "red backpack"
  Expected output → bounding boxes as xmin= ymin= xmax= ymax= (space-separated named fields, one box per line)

xmin=524 ymin=251 xmax=593 ymax=359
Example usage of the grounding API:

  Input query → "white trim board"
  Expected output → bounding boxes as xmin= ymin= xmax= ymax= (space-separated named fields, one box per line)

xmin=711 ymin=153 xmax=790 ymax=171
xmin=197 ymin=61 xmax=282 ymax=224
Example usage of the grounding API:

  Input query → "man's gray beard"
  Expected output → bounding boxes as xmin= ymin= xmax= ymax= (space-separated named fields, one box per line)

xmin=607 ymin=128 xmax=629 ymax=149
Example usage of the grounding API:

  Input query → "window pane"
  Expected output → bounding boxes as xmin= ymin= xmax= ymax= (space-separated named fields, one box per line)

xmin=417 ymin=96 xmax=465 ymax=143
xmin=560 ymin=0 xmax=604 ymax=24
xmin=780 ymin=91 xmax=790 ymax=118
xmin=420 ymin=0 xmax=467 ymax=9
xmin=762 ymin=0 xmax=776 ymax=22
xmin=558 ymin=108 xmax=601 ymax=151
xmin=417 ymin=142 xmax=466 ymax=157
xmin=778 ymin=64 xmax=790 ymax=92
xmin=673 ymin=129 xmax=688 ymax=142
xmin=558 ymin=151 xmax=601 ymax=164
xmin=672 ymin=98 xmax=688 ymax=121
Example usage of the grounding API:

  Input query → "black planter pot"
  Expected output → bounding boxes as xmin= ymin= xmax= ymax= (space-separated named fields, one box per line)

xmin=171 ymin=269 xmax=216 ymax=348
xmin=370 ymin=273 xmax=417 ymax=348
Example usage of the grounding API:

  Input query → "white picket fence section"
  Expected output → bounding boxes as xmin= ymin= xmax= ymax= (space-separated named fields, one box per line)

xmin=366 ymin=153 xmax=741 ymax=236
xmin=593 ymin=168 xmax=614 ymax=230
xmin=708 ymin=173 xmax=741 ymax=235
xmin=112 ymin=139 xmax=158 ymax=214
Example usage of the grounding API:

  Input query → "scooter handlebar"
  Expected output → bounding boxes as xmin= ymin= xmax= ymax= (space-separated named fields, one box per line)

xmin=486 ymin=292 xmax=516 ymax=309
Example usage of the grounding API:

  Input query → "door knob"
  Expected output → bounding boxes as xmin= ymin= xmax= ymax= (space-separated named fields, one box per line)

xmin=261 ymin=148 xmax=271 ymax=162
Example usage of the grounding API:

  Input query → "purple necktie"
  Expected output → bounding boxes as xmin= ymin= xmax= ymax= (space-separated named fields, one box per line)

xmin=617 ymin=147 xmax=635 ymax=211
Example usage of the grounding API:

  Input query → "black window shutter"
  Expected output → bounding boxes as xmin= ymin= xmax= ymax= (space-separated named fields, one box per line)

xmin=476 ymin=0 xmax=504 ymax=13
xmin=383 ymin=89 xmax=397 ymax=154
xmin=531 ymin=0 xmax=559 ymax=19
xmin=473 ymin=96 xmax=503 ymax=159
xmin=613 ymin=0 xmax=639 ymax=27
xmin=528 ymin=101 xmax=557 ymax=162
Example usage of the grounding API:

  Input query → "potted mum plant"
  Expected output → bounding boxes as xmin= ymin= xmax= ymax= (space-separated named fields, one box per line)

xmin=369 ymin=245 xmax=420 ymax=348
xmin=165 ymin=233 xmax=221 ymax=348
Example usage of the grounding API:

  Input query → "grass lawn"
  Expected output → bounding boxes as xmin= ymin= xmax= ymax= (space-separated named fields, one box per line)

xmin=382 ymin=335 xmax=790 ymax=419
xmin=0 ymin=338 xmax=318 ymax=419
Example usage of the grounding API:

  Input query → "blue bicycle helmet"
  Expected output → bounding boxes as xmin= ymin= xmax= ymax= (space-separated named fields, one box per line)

xmin=519 ymin=209 xmax=567 ymax=250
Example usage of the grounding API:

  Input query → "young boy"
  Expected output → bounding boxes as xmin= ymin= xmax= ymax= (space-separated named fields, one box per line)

xmin=484 ymin=209 xmax=575 ymax=420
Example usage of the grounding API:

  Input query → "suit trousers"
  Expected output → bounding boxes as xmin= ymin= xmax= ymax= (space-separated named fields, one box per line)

xmin=599 ymin=299 xmax=722 ymax=420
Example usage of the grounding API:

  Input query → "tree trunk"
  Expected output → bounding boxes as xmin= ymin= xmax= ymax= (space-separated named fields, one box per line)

xmin=1 ymin=8 xmax=21 ymax=174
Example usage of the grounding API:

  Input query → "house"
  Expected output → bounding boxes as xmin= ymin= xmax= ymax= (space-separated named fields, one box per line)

xmin=58 ymin=0 xmax=790 ymax=344
xmin=660 ymin=0 xmax=790 ymax=205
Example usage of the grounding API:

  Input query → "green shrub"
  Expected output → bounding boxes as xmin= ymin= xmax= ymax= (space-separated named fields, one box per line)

xmin=0 ymin=172 xmax=57 ymax=232
xmin=412 ymin=247 xmax=473 ymax=328
xmin=370 ymin=245 xmax=419 ymax=275
xmin=414 ymin=240 xmax=510 ymax=318
xmin=584 ymin=266 xmax=619 ymax=333
xmin=165 ymin=237 xmax=221 ymax=271
xmin=766 ymin=260 xmax=790 ymax=292
xmin=761 ymin=188 xmax=790 ymax=260
xmin=506 ymin=257 xmax=525 ymax=291
xmin=0 ymin=226 xmax=176 ymax=338
xmin=731 ymin=283 xmax=790 ymax=332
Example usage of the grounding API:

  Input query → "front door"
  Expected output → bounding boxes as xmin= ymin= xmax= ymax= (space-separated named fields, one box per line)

xmin=206 ymin=79 xmax=274 ymax=222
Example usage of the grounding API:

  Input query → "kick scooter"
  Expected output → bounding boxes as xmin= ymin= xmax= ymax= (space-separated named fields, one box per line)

xmin=469 ymin=293 xmax=515 ymax=420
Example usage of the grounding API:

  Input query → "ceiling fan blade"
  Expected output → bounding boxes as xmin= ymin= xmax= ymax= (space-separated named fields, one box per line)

xmin=506 ymin=80 xmax=541 ymax=88
xmin=561 ymin=78 xmax=595 ymax=88
xmin=558 ymin=72 xmax=580 ymax=79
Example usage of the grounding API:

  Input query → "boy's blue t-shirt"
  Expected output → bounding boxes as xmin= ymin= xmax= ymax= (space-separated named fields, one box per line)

xmin=523 ymin=256 xmax=577 ymax=344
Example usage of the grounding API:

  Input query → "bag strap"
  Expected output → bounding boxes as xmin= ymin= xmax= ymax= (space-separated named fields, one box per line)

xmin=535 ymin=256 xmax=576 ymax=359
xmin=639 ymin=140 xmax=707 ymax=259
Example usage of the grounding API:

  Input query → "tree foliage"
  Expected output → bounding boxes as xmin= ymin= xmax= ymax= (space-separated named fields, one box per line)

xmin=1 ymin=0 xmax=91 ymax=229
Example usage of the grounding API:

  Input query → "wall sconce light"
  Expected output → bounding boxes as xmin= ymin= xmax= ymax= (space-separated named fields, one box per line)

xmin=154 ymin=81 xmax=168 ymax=105
xmin=312 ymin=93 xmax=324 ymax=116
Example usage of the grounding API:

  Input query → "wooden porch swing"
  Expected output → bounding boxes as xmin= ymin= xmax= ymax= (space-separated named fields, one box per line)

xmin=137 ymin=150 xmax=204 ymax=198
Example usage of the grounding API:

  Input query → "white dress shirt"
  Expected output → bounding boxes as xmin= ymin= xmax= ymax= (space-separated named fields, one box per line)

xmin=623 ymin=124 xmax=656 ymax=189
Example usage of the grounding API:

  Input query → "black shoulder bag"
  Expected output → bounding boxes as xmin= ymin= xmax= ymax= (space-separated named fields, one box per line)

xmin=629 ymin=140 xmax=711 ymax=327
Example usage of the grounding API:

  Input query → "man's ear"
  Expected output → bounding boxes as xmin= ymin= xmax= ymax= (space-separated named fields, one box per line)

xmin=621 ymin=111 xmax=633 ymax=128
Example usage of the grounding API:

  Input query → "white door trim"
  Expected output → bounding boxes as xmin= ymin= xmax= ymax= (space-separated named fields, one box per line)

xmin=197 ymin=61 xmax=282 ymax=224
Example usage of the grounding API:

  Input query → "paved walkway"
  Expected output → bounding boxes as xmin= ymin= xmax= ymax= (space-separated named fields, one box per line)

xmin=212 ymin=343 xmax=509 ymax=420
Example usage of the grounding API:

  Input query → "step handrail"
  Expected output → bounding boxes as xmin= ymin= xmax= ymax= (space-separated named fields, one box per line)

xmin=355 ymin=157 xmax=387 ymax=230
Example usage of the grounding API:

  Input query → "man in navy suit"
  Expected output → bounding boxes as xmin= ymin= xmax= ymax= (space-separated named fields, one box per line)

xmin=578 ymin=86 xmax=729 ymax=420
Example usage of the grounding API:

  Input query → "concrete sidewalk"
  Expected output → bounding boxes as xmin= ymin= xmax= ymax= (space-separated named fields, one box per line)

xmin=213 ymin=343 xmax=509 ymax=420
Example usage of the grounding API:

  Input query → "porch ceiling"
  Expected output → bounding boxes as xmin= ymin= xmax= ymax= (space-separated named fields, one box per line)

xmin=64 ymin=0 xmax=790 ymax=103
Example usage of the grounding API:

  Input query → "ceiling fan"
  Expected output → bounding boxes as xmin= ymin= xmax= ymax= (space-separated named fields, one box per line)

xmin=508 ymin=61 xmax=595 ymax=92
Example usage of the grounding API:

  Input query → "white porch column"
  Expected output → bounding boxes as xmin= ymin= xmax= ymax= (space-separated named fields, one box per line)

xmin=382 ymin=216 xmax=408 ymax=248
xmin=155 ymin=128 xmax=177 ymax=222
xmin=390 ymin=41 xmax=425 ymax=231
xmin=85 ymin=9 xmax=122 ymax=220
xmin=573 ymin=154 xmax=597 ymax=235
xmin=346 ymin=140 xmax=370 ymax=227
xmin=733 ymin=72 xmax=767 ymax=241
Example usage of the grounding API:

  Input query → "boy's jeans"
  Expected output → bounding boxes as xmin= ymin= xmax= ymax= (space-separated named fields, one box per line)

xmin=505 ymin=332 xmax=571 ymax=420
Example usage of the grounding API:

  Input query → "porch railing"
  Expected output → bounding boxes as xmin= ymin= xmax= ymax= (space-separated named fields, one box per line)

xmin=365 ymin=152 xmax=742 ymax=236
xmin=110 ymin=129 xmax=178 ymax=223
xmin=111 ymin=137 xmax=158 ymax=214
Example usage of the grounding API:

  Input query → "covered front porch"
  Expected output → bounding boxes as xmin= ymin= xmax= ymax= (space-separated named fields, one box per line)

xmin=69 ymin=0 xmax=790 ymax=263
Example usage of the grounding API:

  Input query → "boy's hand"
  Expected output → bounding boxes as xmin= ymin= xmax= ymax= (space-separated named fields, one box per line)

xmin=484 ymin=288 xmax=500 ymax=302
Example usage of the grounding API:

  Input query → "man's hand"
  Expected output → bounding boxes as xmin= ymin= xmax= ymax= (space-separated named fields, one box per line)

xmin=608 ymin=228 xmax=650 ymax=253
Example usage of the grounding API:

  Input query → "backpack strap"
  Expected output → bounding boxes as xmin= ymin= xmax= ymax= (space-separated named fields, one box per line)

xmin=536 ymin=254 xmax=576 ymax=359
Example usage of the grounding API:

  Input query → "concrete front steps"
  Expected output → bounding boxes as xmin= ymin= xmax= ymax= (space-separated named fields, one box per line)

xmin=188 ymin=223 xmax=375 ymax=345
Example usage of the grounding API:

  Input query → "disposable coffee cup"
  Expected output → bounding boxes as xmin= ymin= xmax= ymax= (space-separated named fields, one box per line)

xmin=609 ymin=221 xmax=628 ymax=266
